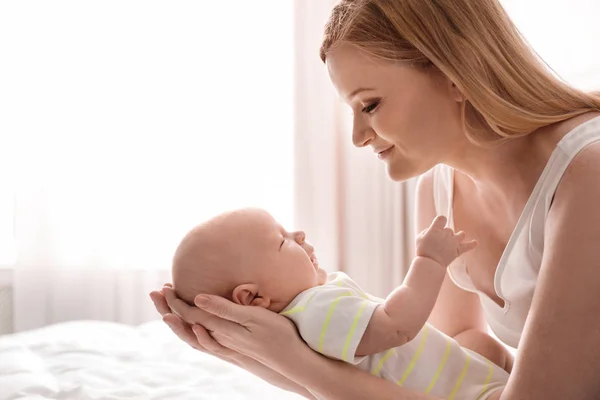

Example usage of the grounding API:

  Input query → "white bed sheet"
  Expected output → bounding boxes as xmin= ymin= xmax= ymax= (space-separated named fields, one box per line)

xmin=0 ymin=320 xmax=305 ymax=400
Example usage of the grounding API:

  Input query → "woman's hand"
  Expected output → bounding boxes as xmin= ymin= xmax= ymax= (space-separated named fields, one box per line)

xmin=150 ymin=284 xmax=233 ymax=357
xmin=150 ymin=285 xmax=441 ymax=400
xmin=154 ymin=284 xmax=306 ymax=367
xmin=149 ymin=285 xmax=316 ymax=399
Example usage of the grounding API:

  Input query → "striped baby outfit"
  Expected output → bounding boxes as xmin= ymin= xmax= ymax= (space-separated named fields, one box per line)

xmin=280 ymin=272 xmax=508 ymax=400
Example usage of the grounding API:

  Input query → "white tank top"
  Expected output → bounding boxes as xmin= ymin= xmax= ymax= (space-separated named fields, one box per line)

xmin=432 ymin=116 xmax=600 ymax=349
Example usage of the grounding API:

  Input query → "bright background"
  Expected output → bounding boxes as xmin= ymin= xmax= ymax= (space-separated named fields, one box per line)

xmin=0 ymin=0 xmax=598 ymax=334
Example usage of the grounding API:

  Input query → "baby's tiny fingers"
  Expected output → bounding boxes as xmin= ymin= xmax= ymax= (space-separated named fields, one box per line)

xmin=430 ymin=215 xmax=448 ymax=230
xmin=459 ymin=239 xmax=479 ymax=254
xmin=443 ymin=227 xmax=454 ymax=236
xmin=454 ymin=231 xmax=466 ymax=241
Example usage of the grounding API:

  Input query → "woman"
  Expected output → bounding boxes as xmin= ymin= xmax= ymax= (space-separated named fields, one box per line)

xmin=150 ymin=0 xmax=600 ymax=398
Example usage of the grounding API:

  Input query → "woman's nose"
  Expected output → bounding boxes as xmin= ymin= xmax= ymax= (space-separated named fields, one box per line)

xmin=352 ymin=115 xmax=374 ymax=148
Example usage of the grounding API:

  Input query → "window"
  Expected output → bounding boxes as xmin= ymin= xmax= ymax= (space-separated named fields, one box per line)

xmin=0 ymin=1 xmax=294 ymax=269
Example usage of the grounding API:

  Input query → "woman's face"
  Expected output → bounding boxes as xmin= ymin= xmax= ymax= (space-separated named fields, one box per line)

xmin=326 ymin=43 xmax=466 ymax=181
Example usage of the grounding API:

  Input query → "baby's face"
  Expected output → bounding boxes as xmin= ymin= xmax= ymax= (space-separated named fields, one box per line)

xmin=239 ymin=209 xmax=327 ymax=310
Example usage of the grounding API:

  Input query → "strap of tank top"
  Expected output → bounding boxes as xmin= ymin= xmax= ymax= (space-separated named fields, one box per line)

xmin=539 ymin=116 xmax=600 ymax=215
xmin=432 ymin=164 xmax=453 ymax=219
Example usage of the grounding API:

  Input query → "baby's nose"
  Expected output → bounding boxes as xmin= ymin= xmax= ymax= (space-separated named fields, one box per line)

xmin=293 ymin=231 xmax=306 ymax=244
xmin=303 ymin=240 xmax=314 ymax=253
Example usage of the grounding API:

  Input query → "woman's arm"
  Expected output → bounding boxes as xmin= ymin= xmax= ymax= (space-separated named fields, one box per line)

xmin=149 ymin=170 xmax=479 ymax=400
xmin=181 ymin=293 xmax=442 ymax=400
xmin=157 ymin=287 xmax=439 ymax=399
xmin=500 ymin=145 xmax=600 ymax=399
xmin=281 ymin=343 xmax=442 ymax=400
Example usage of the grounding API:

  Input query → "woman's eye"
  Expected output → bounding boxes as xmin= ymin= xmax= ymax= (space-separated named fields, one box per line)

xmin=361 ymin=101 xmax=380 ymax=114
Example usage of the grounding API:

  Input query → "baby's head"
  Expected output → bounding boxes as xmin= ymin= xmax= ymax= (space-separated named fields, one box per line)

xmin=172 ymin=207 xmax=327 ymax=313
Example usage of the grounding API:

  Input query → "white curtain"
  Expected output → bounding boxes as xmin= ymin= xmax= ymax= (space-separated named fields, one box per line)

xmin=3 ymin=0 xmax=600 ymax=333
xmin=293 ymin=0 xmax=600 ymax=299
xmin=293 ymin=0 xmax=417 ymax=299
xmin=0 ymin=0 xmax=294 ymax=332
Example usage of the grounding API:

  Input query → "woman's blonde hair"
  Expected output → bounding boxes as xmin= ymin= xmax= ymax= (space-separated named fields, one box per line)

xmin=320 ymin=0 xmax=600 ymax=144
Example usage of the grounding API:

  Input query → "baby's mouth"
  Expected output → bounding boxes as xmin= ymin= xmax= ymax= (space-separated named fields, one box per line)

xmin=310 ymin=254 xmax=319 ymax=268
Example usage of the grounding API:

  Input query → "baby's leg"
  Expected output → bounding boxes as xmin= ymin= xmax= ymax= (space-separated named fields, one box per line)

xmin=454 ymin=329 xmax=514 ymax=374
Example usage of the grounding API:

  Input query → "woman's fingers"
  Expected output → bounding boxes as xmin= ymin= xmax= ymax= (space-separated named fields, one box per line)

xmin=163 ymin=286 xmax=195 ymax=320
xmin=192 ymin=324 xmax=238 ymax=361
xmin=163 ymin=287 xmax=241 ymax=333
xmin=149 ymin=290 xmax=172 ymax=316
xmin=162 ymin=313 xmax=204 ymax=351
xmin=163 ymin=286 xmax=217 ymax=325
xmin=159 ymin=283 xmax=173 ymax=295
xmin=194 ymin=294 xmax=252 ymax=326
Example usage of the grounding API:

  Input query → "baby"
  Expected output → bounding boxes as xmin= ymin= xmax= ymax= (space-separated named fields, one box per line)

xmin=172 ymin=208 xmax=510 ymax=400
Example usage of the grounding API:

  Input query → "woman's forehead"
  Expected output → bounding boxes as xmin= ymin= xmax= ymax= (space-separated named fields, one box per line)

xmin=326 ymin=44 xmax=402 ymax=99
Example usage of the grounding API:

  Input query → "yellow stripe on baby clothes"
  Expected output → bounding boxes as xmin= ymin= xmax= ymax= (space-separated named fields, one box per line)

xmin=336 ymin=277 xmax=369 ymax=299
xmin=318 ymin=292 xmax=352 ymax=352
xmin=425 ymin=337 xmax=452 ymax=394
xmin=477 ymin=358 xmax=494 ymax=399
xmin=448 ymin=352 xmax=471 ymax=400
xmin=280 ymin=293 xmax=316 ymax=316
xmin=372 ymin=349 xmax=395 ymax=376
xmin=397 ymin=324 xmax=429 ymax=386
xmin=341 ymin=300 xmax=369 ymax=361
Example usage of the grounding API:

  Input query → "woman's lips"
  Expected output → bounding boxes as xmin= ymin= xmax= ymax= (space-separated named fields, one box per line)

xmin=377 ymin=146 xmax=394 ymax=160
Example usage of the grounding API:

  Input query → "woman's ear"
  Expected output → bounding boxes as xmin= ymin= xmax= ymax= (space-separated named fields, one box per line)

xmin=231 ymin=283 xmax=271 ymax=309
xmin=449 ymin=80 xmax=466 ymax=103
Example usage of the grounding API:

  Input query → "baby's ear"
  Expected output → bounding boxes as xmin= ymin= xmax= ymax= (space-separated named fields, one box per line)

xmin=232 ymin=283 xmax=260 ymax=306
xmin=250 ymin=296 xmax=271 ymax=309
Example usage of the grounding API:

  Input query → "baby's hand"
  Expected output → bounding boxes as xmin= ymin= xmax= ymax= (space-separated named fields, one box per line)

xmin=416 ymin=215 xmax=478 ymax=268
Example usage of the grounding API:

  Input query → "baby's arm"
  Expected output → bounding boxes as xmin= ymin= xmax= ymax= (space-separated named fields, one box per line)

xmin=356 ymin=256 xmax=446 ymax=356
xmin=357 ymin=215 xmax=477 ymax=356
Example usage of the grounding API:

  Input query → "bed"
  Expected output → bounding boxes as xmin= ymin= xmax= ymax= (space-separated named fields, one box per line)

xmin=0 ymin=320 xmax=305 ymax=400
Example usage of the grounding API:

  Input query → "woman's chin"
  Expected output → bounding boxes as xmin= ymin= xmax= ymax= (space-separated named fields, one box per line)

xmin=385 ymin=158 xmax=430 ymax=182
xmin=386 ymin=165 xmax=417 ymax=182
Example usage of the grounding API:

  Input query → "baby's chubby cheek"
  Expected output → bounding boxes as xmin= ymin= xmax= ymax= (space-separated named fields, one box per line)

xmin=317 ymin=268 xmax=328 ymax=285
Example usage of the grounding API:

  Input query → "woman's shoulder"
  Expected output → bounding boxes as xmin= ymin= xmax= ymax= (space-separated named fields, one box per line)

xmin=546 ymin=114 xmax=600 ymax=234
xmin=525 ymin=113 xmax=600 ymax=206
xmin=553 ymin=113 xmax=600 ymax=191
xmin=554 ymin=139 xmax=600 ymax=202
